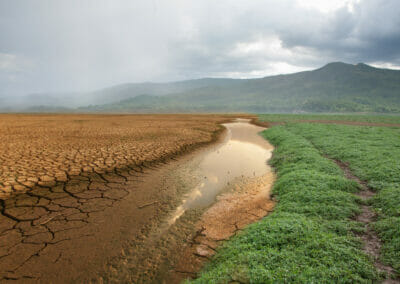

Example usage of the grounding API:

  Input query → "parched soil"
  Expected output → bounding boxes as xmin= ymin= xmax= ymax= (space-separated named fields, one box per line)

xmin=0 ymin=114 xmax=232 ymax=199
xmin=0 ymin=114 xmax=238 ymax=282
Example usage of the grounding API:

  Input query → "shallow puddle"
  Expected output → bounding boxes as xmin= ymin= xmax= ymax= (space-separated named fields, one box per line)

xmin=168 ymin=119 xmax=273 ymax=225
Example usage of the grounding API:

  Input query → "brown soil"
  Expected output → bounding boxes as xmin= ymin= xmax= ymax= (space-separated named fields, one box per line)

xmin=333 ymin=159 xmax=399 ymax=283
xmin=0 ymin=114 xmax=238 ymax=282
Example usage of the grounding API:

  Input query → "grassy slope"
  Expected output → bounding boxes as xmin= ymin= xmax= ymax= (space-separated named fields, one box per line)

xmin=285 ymin=123 xmax=400 ymax=273
xmin=191 ymin=126 xmax=379 ymax=283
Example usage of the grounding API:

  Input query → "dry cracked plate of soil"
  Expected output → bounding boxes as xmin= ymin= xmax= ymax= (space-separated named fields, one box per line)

xmin=1 ymin=113 xmax=275 ymax=283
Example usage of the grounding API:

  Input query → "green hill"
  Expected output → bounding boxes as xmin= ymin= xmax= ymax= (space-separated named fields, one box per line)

xmin=4 ymin=62 xmax=399 ymax=113
xmin=81 ymin=62 xmax=400 ymax=113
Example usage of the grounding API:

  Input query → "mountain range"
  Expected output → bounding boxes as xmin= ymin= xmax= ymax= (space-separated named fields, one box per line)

xmin=2 ymin=62 xmax=400 ymax=113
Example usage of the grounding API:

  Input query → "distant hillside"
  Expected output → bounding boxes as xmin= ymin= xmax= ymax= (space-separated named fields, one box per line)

xmin=88 ymin=78 xmax=240 ymax=104
xmin=81 ymin=62 xmax=400 ymax=113
xmin=0 ymin=78 xmax=238 ymax=111
xmin=2 ymin=62 xmax=400 ymax=113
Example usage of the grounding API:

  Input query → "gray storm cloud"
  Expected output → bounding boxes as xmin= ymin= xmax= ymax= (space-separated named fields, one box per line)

xmin=0 ymin=0 xmax=399 ymax=97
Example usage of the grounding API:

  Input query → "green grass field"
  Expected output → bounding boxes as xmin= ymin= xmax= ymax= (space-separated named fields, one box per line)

xmin=191 ymin=114 xmax=400 ymax=283
xmin=258 ymin=113 xmax=400 ymax=124
xmin=285 ymin=123 xmax=400 ymax=273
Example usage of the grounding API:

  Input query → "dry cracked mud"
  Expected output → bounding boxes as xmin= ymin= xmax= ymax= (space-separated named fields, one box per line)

xmin=0 ymin=114 xmax=242 ymax=282
xmin=0 ymin=114 xmax=232 ymax=199
xmin=0 ymin=169 xmax=132 ymax=281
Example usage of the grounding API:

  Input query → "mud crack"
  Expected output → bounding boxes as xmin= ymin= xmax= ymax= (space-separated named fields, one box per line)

xmin=0 ymin=169 xmax=136 ymax=281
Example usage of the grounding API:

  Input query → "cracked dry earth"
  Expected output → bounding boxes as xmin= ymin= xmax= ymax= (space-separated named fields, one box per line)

xmin=0 ymin=169 xmax=133 ymax=281
xmin=0 ymin=114 xmax=228 ymax=199
xmin=0 ymin=114 xmax=233 ymax=282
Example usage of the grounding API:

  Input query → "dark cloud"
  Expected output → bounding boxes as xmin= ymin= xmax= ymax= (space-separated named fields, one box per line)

xmin=277 ymin=0 xmax=400 ymax=63
xmin=0 ymin=0 xmax=399 ymax=97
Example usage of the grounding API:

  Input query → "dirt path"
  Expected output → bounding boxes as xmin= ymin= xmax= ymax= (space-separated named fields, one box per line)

xmin=333 ymin=159 xmax=399 ymax=283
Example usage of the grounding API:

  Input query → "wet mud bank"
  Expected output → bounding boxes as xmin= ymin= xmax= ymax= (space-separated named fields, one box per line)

xmin=104 ymin=119 xmax=275 ymax=283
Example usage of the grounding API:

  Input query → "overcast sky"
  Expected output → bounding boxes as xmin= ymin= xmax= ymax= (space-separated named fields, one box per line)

xmin=1 ymin=0 xmax=400 ymax=96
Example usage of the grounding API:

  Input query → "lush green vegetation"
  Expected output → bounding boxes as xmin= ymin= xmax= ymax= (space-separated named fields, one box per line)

xmin=191 ymin=126 xmax=379 ymax=283
xmin=284 ymin=123 xmax=400 ymax=272
xmin=258 ymin=113 xmax=400 ymax=124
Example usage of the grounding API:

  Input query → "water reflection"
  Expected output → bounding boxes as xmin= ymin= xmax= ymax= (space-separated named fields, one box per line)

xmin=167 ymin=120 xmax=272 ymax=225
